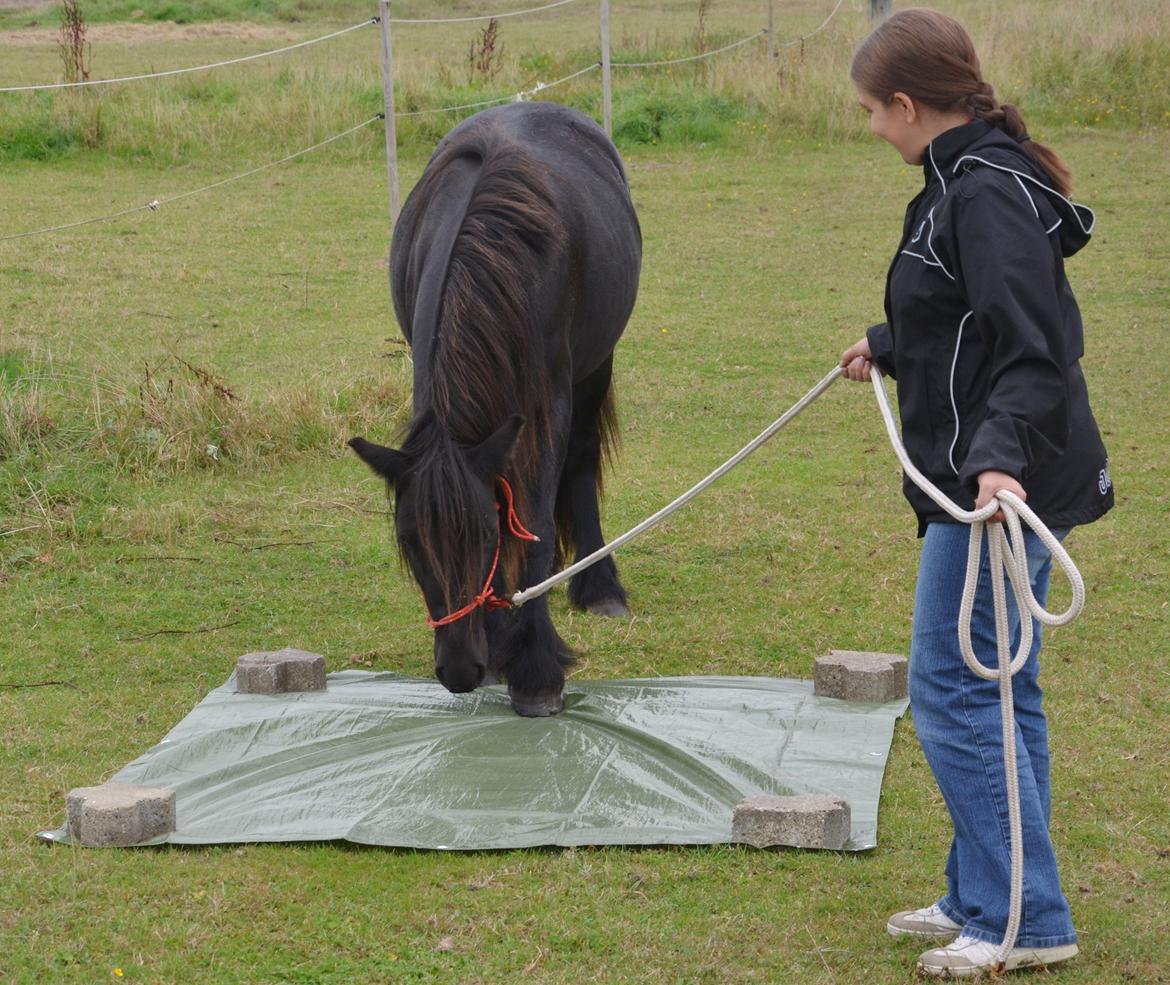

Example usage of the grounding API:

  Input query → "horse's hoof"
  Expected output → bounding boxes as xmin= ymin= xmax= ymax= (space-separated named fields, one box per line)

xmin=509 ymin=691 xmax=564 ymax=717
xmin=587 ymin=598 xmax=631 ymax=618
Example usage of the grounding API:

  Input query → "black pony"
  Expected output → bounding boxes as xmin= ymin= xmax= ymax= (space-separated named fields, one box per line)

xmin=349 ymin=103 xmax=641 ymax=716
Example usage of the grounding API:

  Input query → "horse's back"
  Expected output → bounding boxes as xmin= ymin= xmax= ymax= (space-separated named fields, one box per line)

xmin=392 ymin=104 xmax=640 ymax=379
xmin=434 ymin=103 xmax=631 ymax=210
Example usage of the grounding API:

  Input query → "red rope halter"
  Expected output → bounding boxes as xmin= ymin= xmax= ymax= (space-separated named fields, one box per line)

xmin=424 ymin=476 xmax=539 ymax=629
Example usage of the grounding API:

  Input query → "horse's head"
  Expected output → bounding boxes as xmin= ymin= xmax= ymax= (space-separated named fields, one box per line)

xmin=348 ymin=416 xmax=525 ymax=694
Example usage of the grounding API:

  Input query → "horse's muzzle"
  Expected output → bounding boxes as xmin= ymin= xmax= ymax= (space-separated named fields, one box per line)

xmin=436 ymin=660 xmax=485 ymax=694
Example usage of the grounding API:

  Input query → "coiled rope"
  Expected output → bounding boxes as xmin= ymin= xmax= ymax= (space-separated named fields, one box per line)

xmin=512 ymin=363 xmax=1085 ymax=963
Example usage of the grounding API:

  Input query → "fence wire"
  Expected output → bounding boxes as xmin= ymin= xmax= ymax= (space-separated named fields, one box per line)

xmin=774 ymin=0 xmax=847 ymax=49
xmin=612 ymin=30 xmax=767 ymax=69
xmin=398 ymin=62 xmax=601 ymax=117
xmin=0 ymin=0 xmax=853 ymax=240
xmin=0 ymin=115 xmax=383 ymax=243
xmin=0 ymin=18 xmax=377 ymax=93
xmin=391 ymin=0 xmax=581 ymax=24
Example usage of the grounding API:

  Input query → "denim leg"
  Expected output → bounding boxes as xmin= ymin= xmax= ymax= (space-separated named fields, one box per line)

xmin=1008 ymin=538 xmax=1057 ymax=825
xmin=909 ymin=522 xmax=1077 ymax=949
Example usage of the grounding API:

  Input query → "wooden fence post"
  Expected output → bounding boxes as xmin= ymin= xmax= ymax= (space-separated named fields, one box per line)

xmin=767 ymin=0 xmax=775 ymax=60
xmin=378 ymin=0 xmax=400 ymax=225
xmin=868 ymin=0 xmax=891 ymax=21
xmin=600 ymin=0 xmax=613 ymax=137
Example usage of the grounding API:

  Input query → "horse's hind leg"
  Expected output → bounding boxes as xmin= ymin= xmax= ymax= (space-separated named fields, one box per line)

xmin=557 ymin=356 xmax=630 ymax=617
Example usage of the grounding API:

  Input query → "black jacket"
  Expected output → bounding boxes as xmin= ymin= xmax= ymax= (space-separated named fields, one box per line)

xmin=866 ymin=120 xmax=1114 ymax=535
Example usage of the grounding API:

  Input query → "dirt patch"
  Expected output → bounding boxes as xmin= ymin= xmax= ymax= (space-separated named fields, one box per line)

xmin=1 ymin=20 xmax=302 ymax=45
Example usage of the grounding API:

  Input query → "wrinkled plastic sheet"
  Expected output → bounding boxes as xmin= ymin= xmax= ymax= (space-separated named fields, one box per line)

xmin=43 ymin=672 xmax=907 ymax=850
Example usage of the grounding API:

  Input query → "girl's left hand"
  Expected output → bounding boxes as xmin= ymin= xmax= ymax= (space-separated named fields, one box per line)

xmin=975 ymin=470 xmax=1027 ymax=523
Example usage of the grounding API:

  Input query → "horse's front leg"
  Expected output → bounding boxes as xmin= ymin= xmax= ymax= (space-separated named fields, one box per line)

xmin=489 ymin=396 xmax=573 ymax=716
xmin=495 ymin=597 xmax=573 ymax=717
xmin=484 ymin=494 xmax=573 ymax=716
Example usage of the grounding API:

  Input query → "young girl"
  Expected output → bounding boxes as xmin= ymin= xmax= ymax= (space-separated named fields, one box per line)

xmin=839 ymin=8 xmax=1113 ymax=978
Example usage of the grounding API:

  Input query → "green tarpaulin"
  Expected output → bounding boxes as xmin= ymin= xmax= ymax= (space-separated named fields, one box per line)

xmin=43 ymin=672 xmax=907 ymax=850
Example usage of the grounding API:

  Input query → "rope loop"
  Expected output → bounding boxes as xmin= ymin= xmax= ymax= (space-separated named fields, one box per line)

xmin=868 ymin=368 xmax=1085 ymax=683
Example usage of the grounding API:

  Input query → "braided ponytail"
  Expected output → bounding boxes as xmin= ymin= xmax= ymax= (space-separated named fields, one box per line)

xmin=851 ymin=8 xmax=1073 ymax=196
xmin=965 ymin=80 xmax=1072 ymax=196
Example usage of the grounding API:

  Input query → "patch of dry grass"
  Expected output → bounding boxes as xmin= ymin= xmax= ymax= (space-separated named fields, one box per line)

xmin=1 ymin=348 xmax=410 ymax=547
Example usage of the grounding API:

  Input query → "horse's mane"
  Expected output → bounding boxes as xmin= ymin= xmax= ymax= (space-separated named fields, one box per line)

xmin=402 ymin=141 xmax=567 ymax=607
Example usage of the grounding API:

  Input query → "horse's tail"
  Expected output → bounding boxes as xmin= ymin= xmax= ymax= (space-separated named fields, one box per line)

xmin=597 ymin=376 xmax=621 ymax=495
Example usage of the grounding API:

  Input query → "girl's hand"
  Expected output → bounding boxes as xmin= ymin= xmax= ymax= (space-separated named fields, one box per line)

xmin=839 ymin=337 xmax=874 ymax=382
xmin=975 ymin=470 xmax=1027 ymax=523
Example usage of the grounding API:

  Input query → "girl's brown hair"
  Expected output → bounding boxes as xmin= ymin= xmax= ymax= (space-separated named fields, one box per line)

xmin=850 ymin=8 xmax=1072 ymax=196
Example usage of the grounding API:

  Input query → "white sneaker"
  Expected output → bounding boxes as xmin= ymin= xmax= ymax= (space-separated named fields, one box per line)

xmin=886 ymin=902 xmax=962 ymax=938
xmin=917 ymin=934 xmax=1080 ymax=978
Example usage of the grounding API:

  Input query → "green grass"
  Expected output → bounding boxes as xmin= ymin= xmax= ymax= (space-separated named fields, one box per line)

xmin=2 ymin=3 xmax=1169 ymax=981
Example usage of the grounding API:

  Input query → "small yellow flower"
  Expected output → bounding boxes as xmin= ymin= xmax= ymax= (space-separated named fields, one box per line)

xmin=114 ymin=971 xmax=124 ymax=979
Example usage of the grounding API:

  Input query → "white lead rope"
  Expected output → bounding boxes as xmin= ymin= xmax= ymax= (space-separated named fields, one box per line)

xmin=509 ymin=364 xmax=843 ymax=606
xmin=512 ymin=362 xmax=1085 ymax=963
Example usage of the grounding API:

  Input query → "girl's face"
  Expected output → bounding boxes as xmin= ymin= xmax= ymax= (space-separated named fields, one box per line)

xmin=856 ymin=87 xmax=923 ymax=165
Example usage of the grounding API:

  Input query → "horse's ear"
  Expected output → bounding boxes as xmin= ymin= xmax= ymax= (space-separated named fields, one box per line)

xmin=348 ymin=436 xmax=409 ymax=485
xmin=466 ymin=415 xmax=525 ymax=480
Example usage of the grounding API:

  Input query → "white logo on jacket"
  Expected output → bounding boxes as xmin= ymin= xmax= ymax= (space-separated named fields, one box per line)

xmin=1098 ymin=461 xmax=1112 ymax=496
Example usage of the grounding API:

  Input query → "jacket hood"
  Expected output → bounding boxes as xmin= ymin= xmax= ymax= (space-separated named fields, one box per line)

xmin=925 ymin=121 xmax=1095 ymax=258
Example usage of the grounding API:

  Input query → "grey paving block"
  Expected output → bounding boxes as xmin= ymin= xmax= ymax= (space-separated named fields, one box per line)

xmin=236 ymin=647 xmax=326 ymax=694
xmin=731 ymin=794 xmax=851 ymax=850
xmin=814 ymin=649 xmax=908 ymax=703
xmin=67 ymin=783 xmax=176 ymax=847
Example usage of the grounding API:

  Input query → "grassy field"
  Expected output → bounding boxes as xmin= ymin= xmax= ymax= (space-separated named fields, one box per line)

xmin=1 ymin=0 xmax=1168 ymax=164
xmin=3 ymin=2 xmax=1170 ymax=983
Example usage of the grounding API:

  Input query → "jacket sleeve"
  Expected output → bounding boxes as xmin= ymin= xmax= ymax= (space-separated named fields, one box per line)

xmin=954 ymin=173 xmax=1070 ymax=492
xmin=866 ymin=321 xmax=896 ymax=378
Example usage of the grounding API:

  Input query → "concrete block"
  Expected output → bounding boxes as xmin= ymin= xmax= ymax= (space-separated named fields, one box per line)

xmin=66 ymin=783 xmax=176 ymax=847
xmin=236 ymin=647 xmax=326 ymax=694
xmin=732 ymin=794 xmax=851 ymax=850
xmin=814 ymin=650 xmax=908 ymax=703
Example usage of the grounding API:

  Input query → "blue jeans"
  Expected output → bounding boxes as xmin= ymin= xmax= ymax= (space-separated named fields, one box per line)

xmin=910 ymin=522 xmax=1078 ymax=949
